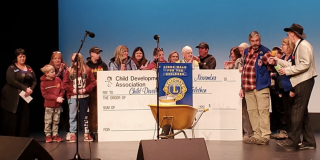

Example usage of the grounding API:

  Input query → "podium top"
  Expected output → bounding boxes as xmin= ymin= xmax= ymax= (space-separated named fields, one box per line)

xmin=148 ymin=104 xmax=198 ymax=130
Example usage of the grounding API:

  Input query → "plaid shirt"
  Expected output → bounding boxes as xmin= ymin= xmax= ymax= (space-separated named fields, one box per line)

xmin=241 ymin=46 xmax=271 ymax=90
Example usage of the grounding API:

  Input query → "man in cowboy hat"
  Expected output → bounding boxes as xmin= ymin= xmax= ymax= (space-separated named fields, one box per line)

xmin=273 ymin=23 xmax=317 ymax=150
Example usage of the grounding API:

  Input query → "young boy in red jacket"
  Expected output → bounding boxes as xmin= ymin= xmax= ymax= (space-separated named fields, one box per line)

xmin=40 ymin=65 xmax=64 ymax=143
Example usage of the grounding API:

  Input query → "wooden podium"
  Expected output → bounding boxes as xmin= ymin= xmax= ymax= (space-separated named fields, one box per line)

xmin=148 ymin=105 xmax=207 ymax=138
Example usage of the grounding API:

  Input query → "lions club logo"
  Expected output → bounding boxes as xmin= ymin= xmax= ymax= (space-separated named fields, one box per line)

xmin=163 ymin=77 xmax=187 ymax=101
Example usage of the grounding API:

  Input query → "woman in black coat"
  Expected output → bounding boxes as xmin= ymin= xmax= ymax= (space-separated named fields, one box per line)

xmin=1 ymin=48 xmax=37 ymax=137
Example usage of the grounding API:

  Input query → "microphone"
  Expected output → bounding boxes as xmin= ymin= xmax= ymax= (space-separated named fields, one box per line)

xmin=85 ymin=30 xmax=95 ymax=38
xmin=153 ymin=34 xmax=159 ymax=40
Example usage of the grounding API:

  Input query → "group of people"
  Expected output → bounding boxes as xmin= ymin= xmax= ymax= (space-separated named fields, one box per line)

xmin=0 ymin=41 xmax=217 ymax=143
xmin=0 ymin=48 xmax=102 ymax=143
xmin=235 ymin=23 xmax=317 ymax=151
xmin=0 ymin=23 xmax=317 ymax=151
xmin=108 ymin=42 xmax=217 ymax=71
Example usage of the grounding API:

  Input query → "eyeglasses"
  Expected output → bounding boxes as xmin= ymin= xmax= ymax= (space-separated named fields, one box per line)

xmin=157 ymin=48 xmax=163 ymax=51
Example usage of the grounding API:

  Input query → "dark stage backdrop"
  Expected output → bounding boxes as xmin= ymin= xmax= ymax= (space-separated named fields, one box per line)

xmin=1 ymin=0 xmax=59 ymax=132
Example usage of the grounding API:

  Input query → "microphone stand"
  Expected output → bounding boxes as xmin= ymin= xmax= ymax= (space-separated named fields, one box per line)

xmin=70 ymin=31 xmax=100 ymax=160
xmin=155 ymin=38 xmax=160 ymax=139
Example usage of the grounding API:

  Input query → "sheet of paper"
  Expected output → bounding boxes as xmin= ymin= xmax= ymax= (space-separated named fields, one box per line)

xmin=274 ymin=64 xmax=282 ymax=75
xmin=19 ymin=90 xmax=33 ymax=103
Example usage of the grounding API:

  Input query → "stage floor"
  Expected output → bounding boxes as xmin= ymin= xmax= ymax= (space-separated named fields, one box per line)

xmin=33 ymin=132 xmax=319 ymax=160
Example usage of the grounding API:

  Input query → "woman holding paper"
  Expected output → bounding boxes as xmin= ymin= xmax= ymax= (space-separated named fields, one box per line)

xmin=273 ymin=38 xmax=295 ymax=97
xmin=271 ymin=38 xmax=295 ymax=138
xmin=0 ymin=48 xmax=37 ymax=137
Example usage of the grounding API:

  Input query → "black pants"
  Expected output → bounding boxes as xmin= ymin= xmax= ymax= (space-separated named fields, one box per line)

xmin=281 ymin=91 xmax=294 ymax=134
xmin=288 ymin=78 xmax=316 ymax=149
xmin=270 ymin=88 xmax=286 ymax=131
xmin=1 ymin=98 xmax=29 ymax=137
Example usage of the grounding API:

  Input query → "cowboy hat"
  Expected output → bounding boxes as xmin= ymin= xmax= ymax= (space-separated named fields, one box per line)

xmin=284 ymin=23 xmax=306 ymax=39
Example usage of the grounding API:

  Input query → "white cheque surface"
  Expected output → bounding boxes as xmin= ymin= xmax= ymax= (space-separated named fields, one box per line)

xmin=97 ymin=70 xmax=242 ymax=141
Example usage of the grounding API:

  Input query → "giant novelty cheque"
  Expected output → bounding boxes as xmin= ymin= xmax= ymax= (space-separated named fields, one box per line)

xmin=97 ymin=69 xmax=242 ymax=141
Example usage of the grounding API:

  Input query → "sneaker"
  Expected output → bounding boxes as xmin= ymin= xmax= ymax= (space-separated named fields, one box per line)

xmin=90 ymin=132 xmax=96 ymax=141
xmin=276 ymin=139 xmax=293 ymax=147
xmin=84 ymin=133 xmax=93 ymax=142
xmin=271 ymin=130 xmax=279 ymax=139
xmin=276 ymin=140 xmax=298 ymax=151
xmin=69 ymin=133 xmax=76 ymax=143
xmin=299 ymin=144 xmax=316 ymax=150
xmin=243 ymin=136 xmax=259 ymax=144
xmin=256 ymin=137 xmax=269 ymax=145
xmin=52 ymin=135 xmax=63 ymax=142
xmin=271 ymin=130 xmax=288 ymax=139
xmin=243 ymin=136 xmax=250 ymax=141
xmin=276 ymin=130 xmax=288 ymax=139
xmin=65 ymin=132 xmax=71 ymax=141
xmin=46 ymin=136 xmax=52 ymax=143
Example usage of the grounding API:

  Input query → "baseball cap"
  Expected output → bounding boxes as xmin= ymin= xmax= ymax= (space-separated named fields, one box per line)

xmin=196 ymin=42 xmax=209 ymax=49
xmin=89 ymin=46 xmax=103 ymax=53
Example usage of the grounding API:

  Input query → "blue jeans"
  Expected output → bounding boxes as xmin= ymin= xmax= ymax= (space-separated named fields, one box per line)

xmin=69 ymin=97 xmax=89 ymax=133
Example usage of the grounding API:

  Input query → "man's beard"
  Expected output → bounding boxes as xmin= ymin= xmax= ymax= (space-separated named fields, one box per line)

xmin=252 ymin=44 xmax=259 ymax=51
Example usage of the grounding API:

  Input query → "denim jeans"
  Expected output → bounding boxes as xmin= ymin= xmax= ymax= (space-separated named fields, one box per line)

xmin=69 ymin=97 xmax=89 ymax=133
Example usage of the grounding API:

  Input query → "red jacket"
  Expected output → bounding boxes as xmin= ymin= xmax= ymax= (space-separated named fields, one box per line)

xmin=62 ymin=66 xmax=96 ymax=99
xmin=145 ymin=60 xmax=168 ymax=70
xmin=40 ymin=75 xmax=64 ymax=108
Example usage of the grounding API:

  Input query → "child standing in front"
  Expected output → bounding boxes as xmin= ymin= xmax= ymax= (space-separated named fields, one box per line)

xmin=62 ymin=53 xmax=96 ymax=142
xmin=40 ymin=65 xmax=64 ymax=143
